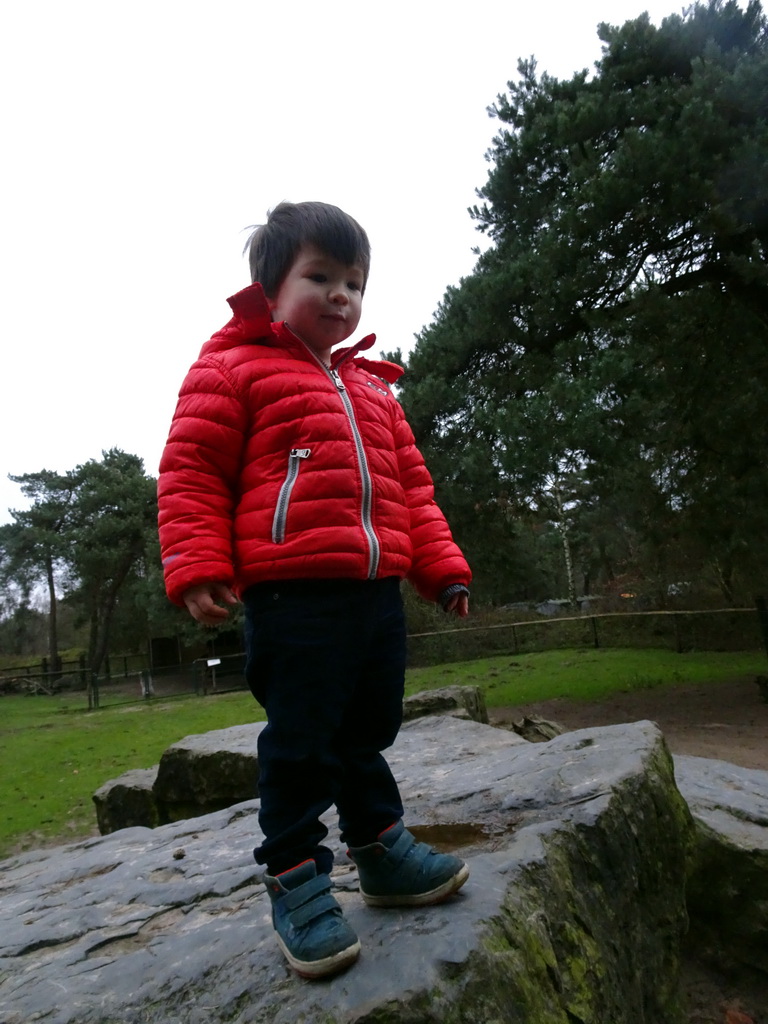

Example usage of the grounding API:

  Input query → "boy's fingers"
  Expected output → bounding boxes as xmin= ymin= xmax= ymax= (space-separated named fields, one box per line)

xmin=196 ymin=600 xmax=230 ymax=623
xmin=446 ymin=593 xmax=469 ymax=618
xmin=189 ymin=603 xmax=223 ymax=625
xmin=184 ymin=585 xmax=233 ymax=624
xmin=212 ymin=583 xmax=238 ymax=605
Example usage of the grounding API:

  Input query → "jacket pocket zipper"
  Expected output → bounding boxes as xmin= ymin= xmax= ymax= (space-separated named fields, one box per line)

xmin=272 ymin=448 xmax=311 ymax=543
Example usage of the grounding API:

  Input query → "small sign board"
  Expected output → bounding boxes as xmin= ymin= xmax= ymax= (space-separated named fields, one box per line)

xmin=206 ymin=658 xmax=221 ymax=667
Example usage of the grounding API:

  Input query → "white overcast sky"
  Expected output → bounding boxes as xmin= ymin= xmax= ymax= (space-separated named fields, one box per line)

xmin=1 ymin=0 xmax=686 ymax=523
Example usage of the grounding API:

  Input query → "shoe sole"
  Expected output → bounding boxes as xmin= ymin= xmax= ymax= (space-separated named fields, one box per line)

xmin=276 ymin=935 xmax=361 ymax=979
xmin=360 ymin=863 xmax=469 ymax=908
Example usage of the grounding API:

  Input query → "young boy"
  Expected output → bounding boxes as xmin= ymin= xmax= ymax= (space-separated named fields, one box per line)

xmin=158 ymin=201 xmax=471 ymax=979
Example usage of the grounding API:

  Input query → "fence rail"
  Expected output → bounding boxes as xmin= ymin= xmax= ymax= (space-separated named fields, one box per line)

xmin=1 ymin=605 xmax=764 ymax=709
xmin=407 ymin=606 xmax=762 ymax=667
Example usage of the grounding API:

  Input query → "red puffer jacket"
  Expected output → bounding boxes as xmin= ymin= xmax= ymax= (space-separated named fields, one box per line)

xmin=158 ymin=283 xmax=471 ymax=606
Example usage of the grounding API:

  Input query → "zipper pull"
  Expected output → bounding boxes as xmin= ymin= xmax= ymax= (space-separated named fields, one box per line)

xmin=330 ymin=369 xmax=346 ymax=391
xmin=290 ymin=448 xmax=311 ymax=459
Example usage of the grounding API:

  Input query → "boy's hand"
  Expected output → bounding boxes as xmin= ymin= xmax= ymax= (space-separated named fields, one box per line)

xmin=445 ymin=592 xmax=469 ymax=618
xmin=182 ymin=583 xmax=238 ymax=625
xmin=440 ymin=583 xmax=470 ymax=618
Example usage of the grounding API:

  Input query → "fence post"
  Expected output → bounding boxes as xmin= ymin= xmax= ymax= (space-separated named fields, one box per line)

xmin=141 ymin=670 xmax=154 ymax=699
xmin=591 ymin=617 xmax=599 ymax=649
xmin=196 ymin=660 xmax=208 ymax=696
xmin=512 ymin=625 xmax=518 ymax=655
xmin=88 ymin=672 xmax=100 ymax=711
xmin=673 ymin=614 xmax=683 ymax=654
xmin=756 ymin=597 xmax=768 ymax=663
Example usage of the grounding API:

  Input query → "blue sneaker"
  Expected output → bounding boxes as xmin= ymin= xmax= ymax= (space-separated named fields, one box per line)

xmin=348 ymin=821 xmax=469 ymax=907
xmin=264 ymin=860 xmax=361 ymax=978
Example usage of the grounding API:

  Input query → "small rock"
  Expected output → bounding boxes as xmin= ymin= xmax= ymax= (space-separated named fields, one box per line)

xmin=511 ymin=714 xmax=566 ymax=742
xmin=402 ymin=684 xmax=488 ymax=723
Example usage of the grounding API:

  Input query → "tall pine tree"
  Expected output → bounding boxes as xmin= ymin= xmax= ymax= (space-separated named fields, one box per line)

xmin=402 ymin=0 xmax=768 ymax=604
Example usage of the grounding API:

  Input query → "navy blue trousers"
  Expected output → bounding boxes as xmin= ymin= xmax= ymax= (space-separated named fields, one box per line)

xmin=243 ymin=577 xmax=406 ymax=876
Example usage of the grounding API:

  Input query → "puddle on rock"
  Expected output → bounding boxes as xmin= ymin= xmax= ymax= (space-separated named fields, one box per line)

xmin=410 ymin=819 xmax=519 ymax=853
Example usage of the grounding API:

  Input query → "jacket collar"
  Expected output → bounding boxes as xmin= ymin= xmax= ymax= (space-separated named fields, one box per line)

xmin=201 ymin=282 xmax=404 ymax=382
xmin=226 ymin=282 xmax=273 ymax=337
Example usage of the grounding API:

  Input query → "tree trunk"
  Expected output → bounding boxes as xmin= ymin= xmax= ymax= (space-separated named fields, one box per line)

xmin=713 ymin=557 xmax=735 ymax=606
xmin=91 ymin=609 xmax=113 ymax=679
xmin=560 ymin=526 xmax=578 ymax=610
xmin=87 ymin=603 xmax=100 ymax=676
xmin=45 ymin=552 xmax=60 ymax=680
xmin=88 ymin=559 xmax=134 ymax=676
xmin=554 ymin=485 xmax=578 ymax=611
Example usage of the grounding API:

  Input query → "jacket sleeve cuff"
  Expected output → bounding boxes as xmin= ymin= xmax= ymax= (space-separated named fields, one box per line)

xmin=439 ymin=583 xmax=470 ymax=611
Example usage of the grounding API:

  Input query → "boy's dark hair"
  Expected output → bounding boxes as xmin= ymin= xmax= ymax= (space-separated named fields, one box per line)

xmin=244 ymin=201 xmax=371 ymax=297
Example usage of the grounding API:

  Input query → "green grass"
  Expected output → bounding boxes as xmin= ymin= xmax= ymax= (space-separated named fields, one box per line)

xmin=405 ymin=646 xmax=766 ymax=705
xmin=1 ymin=691 xmax=265 ymax=859
xmin=2 ymin=647 xmax=765 ymax=860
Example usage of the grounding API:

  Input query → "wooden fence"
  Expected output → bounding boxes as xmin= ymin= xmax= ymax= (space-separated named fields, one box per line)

xmin=405 ymin=606 xmax=764 ymax=667
xmin=2 ymin=604 xmax=765 ymax=706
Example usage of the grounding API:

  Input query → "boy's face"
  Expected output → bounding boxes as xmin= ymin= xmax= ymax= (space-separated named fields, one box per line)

xmin=268 ymin=244 xmax=364 ymax=364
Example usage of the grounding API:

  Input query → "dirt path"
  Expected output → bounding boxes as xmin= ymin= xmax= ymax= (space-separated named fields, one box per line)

xmin=488 ymin=675 xmax=767 ymax=771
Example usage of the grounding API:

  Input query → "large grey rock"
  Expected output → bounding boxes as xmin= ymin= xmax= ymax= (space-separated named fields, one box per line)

xmin=674 ymin=755 xmax=768 ymax=975
xmin=92 ymin=767 xmax=160 ymax=834
xmin=94 ymin=688 xmax=488 ymax=835
xmin=1 ymin=718 xmax=691 ymax=1024
xmin=93 ymin=723 xmax=268 ymax=834
xmin=153 ymin=722 xmax=265 ymax=822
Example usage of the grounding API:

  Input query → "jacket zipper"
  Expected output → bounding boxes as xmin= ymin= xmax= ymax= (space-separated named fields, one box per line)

xmin=289 ymin=333 xmax=382 ymax=578
xmin=272 ymin=448 xmax=311 ymax=543
xmin=329 ymin=367 xmax=381 ymax=579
